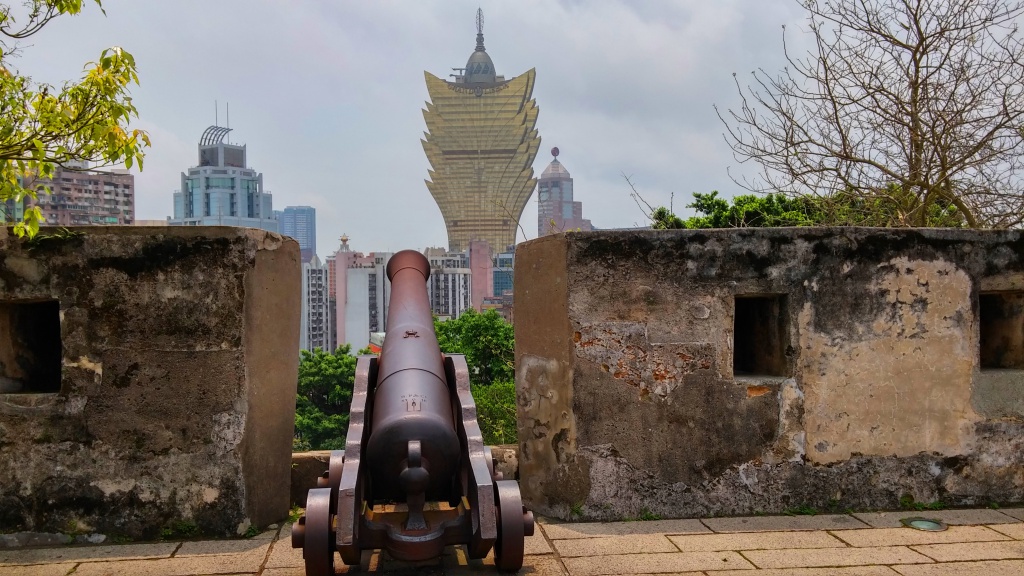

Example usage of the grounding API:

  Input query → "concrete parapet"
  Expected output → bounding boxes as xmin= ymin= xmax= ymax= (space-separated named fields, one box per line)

xmin=515 ymin=228 xmax=1024 ymax=521
xmin=0 ymin=226 xmax=300 ymax=538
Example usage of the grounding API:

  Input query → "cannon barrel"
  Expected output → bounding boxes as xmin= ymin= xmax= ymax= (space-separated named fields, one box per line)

xmin=364 ymin=250 xmax=461 ymax=502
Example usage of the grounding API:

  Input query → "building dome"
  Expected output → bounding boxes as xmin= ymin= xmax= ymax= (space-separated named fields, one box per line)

xmin=465 ymin=49 xmax=496 ymax=83
xmin=541 ymin=158 xmax=570 ymax=179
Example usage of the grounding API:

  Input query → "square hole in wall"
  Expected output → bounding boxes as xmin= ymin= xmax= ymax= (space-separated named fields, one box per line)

xmin=734 ymin=294 xmax=788 ymax=377
xmin=979 ymin=291 xmax=1024 ymax=369
xmin=0 ymin=300 xmax=62 ymax=393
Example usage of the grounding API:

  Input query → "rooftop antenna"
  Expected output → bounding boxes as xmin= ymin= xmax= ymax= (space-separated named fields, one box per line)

xmin=226 ymin=102 xmax=230 ymax=143
xmin=215 ymin=100 xmax=218 ymax=126
xmin=475 ymin=8 xmax=485 ymax=50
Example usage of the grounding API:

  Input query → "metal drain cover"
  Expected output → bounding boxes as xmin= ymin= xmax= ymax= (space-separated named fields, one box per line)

xmin=900 ymin=517 xmax=948 ymax=531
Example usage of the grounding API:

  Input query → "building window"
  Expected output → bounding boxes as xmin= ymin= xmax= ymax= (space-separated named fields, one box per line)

xmin=205 ymin=177 xmax=235 ymax=189
xmin=733 ymin=295 xmax=789 ymax=377
xmin=0 ymin=300 xmax=61 ymax=394
xmin=979 ymin=292 xmax=1024 ymax=369
xmin=368 ymin=273 xmax=378 ymax=332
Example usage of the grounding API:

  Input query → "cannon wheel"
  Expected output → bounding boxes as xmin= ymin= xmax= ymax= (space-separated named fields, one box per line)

xmin=302 ymin=488 xmax=335 ymax=576
xmin=327 ymin=450 xmax=344 ymax=509
xmin=493 ymin=480 xmax=526 ymax=572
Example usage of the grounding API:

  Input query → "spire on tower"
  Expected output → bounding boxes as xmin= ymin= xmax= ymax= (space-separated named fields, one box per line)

xmin=475 ymin=8 xmax=485 ymax=51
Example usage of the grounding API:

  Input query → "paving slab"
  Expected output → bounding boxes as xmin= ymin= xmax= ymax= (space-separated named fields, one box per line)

xmin=175 ymin=538 xmax=271 ymax=557
xmin=909 ymin=540 xmax=1024 ymax=562
xmin=892 ymin=559 xmax=1024 ymax=576
xmin=0 ymin=542 xmax=178 ymax=566
xmin=262 ymin=569 xmax=304 ymax=576
xmin=552 ymin=534 xmax=678 ymax=557
xmin=832 ymin=526 xmax=1011 ymax=547
xmin=0 ymin=564 xmax=77 ymax=576
xmin=853 ymin=509 xmax=1020 ymax=528
xmin=714 ymin=567 xmax=901 ymax=576
xmin=525 ymin=531 xmax=554 ymax=555
xmin=702 ymin=514 xmax=869 ymax=533
xmin=598 ymin=569 xmax=704 ymax=573
xmin=10 ymin=509 xmax=1024 ymax=575
xmin=540 ymin=519 xmax=709 ymax=540
xmin=562 ymin=551 xmax=753 ymax=575
xmin=437 ymin=545 xmax=566 ymax=575
xmin=742 ymin=545 xmax=933 ymax=569
xmin=70 ymin=552 xmax=266 ymax=576
xmin=264 ymin=539 xmax=303 ymax=569
xmin=998 ymin=508 xmax=1024 ymax=521
xmin=668 ymin=530 xmax=846 ymax=552
xmin=449 ymin=555 xmax=567 ymax=576
xmin=987 ymin=523 xmax=1024 ymax=539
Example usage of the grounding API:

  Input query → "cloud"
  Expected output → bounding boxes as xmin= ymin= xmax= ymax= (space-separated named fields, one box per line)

xmin=13 ymin=0 xmax=813 ymax=257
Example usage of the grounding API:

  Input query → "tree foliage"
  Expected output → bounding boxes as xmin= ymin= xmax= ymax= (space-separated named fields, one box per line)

xmin=471 ymin=381 xmax=517 ymax=445
xmin=294 ymin=345 xmax=357 ymax=451
xmin=717 ymin=0 xmax=1024 ymax=228
xmin=1 ymin=0 xmax=149 ymax=237
xmin=651 ymin=188 xmax=966 ymax=229
xmin=293 ymin=312 xmax=519 ymax=451
xmin=434 ymin=309 xmax=514 ymax=386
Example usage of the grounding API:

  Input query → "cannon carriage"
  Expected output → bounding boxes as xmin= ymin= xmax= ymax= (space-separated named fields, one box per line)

xmin=291 ymin=250 xmax=533 ymax=574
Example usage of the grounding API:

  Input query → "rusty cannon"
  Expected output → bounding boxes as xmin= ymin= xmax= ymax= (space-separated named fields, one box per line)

xmin=291 ymin=249 xmax=534 ymax=574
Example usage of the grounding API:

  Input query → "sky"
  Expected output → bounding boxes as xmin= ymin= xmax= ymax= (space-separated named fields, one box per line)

xmin=13 ymin=0 xmax=811 ymax=260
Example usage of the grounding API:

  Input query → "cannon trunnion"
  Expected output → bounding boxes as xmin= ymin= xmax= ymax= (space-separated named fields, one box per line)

xmin=291 ymin=250 xmax=534 ymax=574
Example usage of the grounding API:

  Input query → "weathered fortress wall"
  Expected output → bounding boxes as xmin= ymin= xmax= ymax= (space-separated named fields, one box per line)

xmin=515 ymin=228 xmax=1024 ymax=521
xmin=0 ymin=226 xmax=300 ymax=539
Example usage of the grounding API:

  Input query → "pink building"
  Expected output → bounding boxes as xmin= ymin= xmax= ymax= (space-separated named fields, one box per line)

xmin=469 ymin=240 xmax=494 ymax=312
xmin=537 ymin=147 xmax=592 ymax=237
xmin=323 ymin=234 xmax=376 ymax=348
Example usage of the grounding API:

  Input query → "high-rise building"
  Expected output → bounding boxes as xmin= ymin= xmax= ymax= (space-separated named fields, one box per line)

xmin=300 ymin=255 xmax=331 ymax=352
xmin=537 ymin=147 xmax=592 ymax=237
xmin=280 ymin=206 xmax=317 ymax=263
xmin=492 ymin=249 xmax=514 ymax=299
xmin=327 ymin=236 xmax=394 ymax=351
xmin=424 ymin=247 xmax=472 ymax=320
xmin=422 ymin=9 xmax=541 ymax=252
xmin=12 ymin=161 xmax=135 ymax=226
xmin=343 ymin=252 xmax=393 ymax=352
xmin=170 ymin=126 xmax=277 ymax=232
xmin=468 ymin=240 xmax=493 ymax=312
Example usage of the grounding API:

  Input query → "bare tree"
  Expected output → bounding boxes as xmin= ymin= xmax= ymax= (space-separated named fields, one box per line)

xmin=717 ymin=0 xmax=1024 ymax=227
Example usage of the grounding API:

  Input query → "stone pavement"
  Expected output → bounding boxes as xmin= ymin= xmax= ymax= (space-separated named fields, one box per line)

xmin=2 ymin=508 xmax=1023 ymax=575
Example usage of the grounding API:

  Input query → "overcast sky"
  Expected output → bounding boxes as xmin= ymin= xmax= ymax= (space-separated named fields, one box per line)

xmin=15 ymin=0 xmax=810 ymax=259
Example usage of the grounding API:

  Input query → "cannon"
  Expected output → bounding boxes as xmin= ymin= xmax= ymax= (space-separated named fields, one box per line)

xmin=292 ymin=250 xmax=534 ymax=574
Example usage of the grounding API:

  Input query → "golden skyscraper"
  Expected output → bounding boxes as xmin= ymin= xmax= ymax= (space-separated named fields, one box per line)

xmin=422 ymin=9 xmax=541 ymax=253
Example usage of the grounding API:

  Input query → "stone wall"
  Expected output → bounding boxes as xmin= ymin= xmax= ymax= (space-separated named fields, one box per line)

xmin=515 ymin=228 xmax=1024 ymax=521
xmin=0 ymin=226 xmax=300 ymax=539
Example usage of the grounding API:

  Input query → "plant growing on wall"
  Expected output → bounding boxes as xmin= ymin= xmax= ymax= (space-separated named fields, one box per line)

xmin=0 ymin=0 xmax=149 ymax=238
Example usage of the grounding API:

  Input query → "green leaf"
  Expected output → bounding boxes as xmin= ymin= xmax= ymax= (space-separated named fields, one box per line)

xmin=0 ymin=2 xmax=149 ymax=238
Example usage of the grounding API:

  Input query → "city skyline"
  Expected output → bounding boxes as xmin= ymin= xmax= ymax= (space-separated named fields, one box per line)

xmin=18 ymin=1 xmax=809 ymax=259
